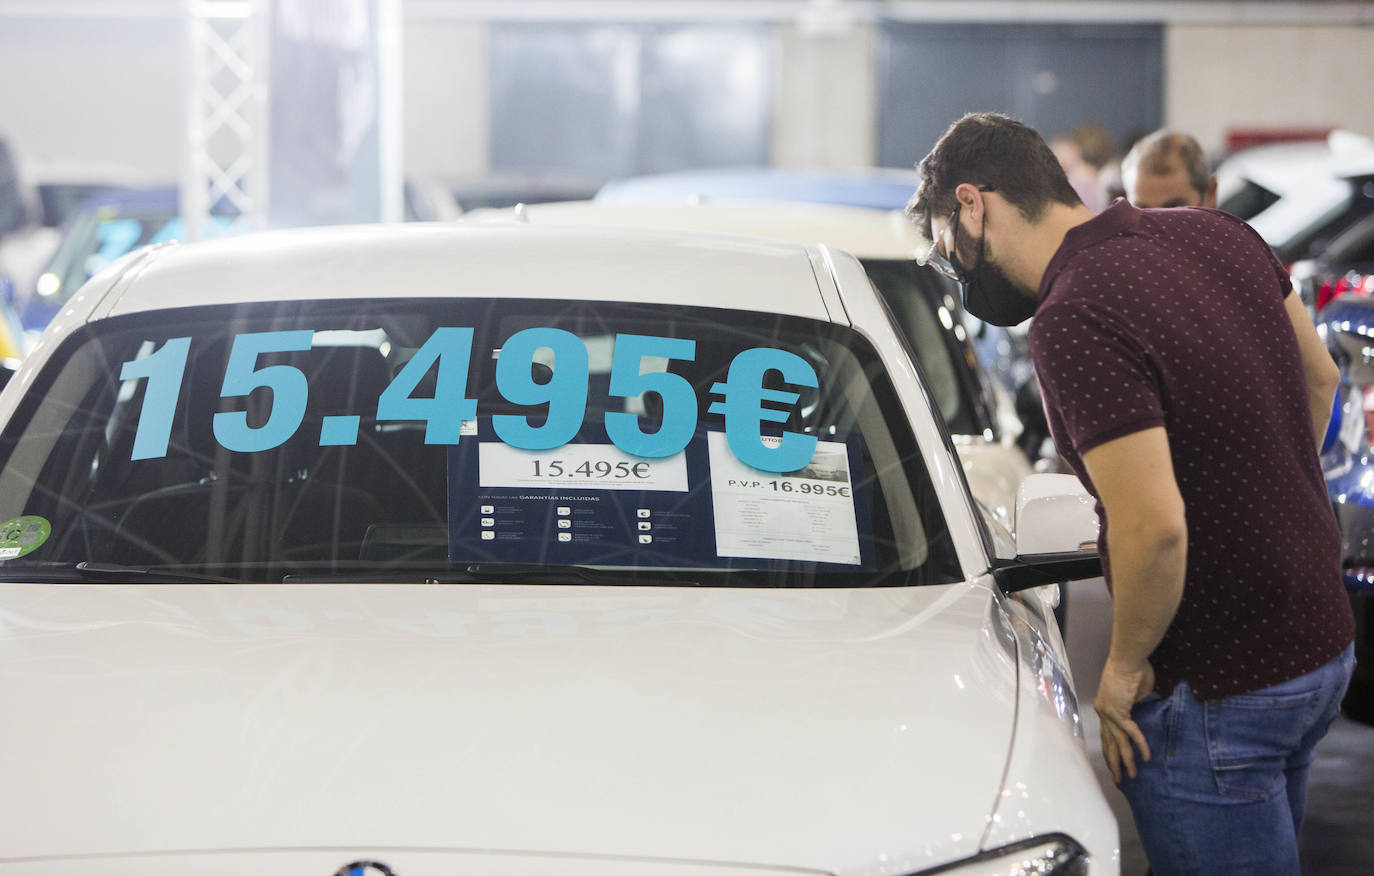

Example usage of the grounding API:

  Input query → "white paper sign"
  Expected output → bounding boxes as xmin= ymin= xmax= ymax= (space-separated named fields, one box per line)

xmin=707 ymin=432 xmax=861 ymax=565
xmin=479 ymin=443 xmax=689 ymax=492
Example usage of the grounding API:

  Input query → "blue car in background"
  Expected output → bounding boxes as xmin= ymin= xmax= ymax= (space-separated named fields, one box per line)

xmin=1318 ymin=295 xmax=1374 ymax=721
xmin=13 ymin=187 xmax=234 ymax=336
xmin=595 ymin=166 xmax=922 ymax=211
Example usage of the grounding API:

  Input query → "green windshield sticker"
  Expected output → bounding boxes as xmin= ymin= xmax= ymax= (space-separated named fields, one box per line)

xmin=0 ymin=515 xmax=51 ymax=559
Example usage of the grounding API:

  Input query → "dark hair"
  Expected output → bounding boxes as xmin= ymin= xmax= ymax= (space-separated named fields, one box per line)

xmin=906 ymin=112 xmax=1082 ymax=239
xmin=1121 ymin=130 xmax=1212 ymax=196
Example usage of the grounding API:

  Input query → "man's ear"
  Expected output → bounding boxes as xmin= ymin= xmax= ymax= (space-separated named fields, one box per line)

xmin=1203 ymin=177 xmax=1218 ymax=209
xmin=953 ymin=182 xmax=985 ymax=222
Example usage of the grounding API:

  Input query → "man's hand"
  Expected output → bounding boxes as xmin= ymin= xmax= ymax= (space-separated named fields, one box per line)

xmin=1095 ymin=657 xmax=1156 ymax=784
xmin=1080 ymin=427 xmax=1187 ymax=785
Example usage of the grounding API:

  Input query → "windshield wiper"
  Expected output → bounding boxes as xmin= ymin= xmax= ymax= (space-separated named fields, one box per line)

xmin=70 ymin=562 xmax=245 ymax=584
xmin=279 ymin=566 xmax=700 ymax=586
xmin=464 ymin=563 xmax=699 ymax=587
xmin=0 ymin=563 xmax=700 ymax=587
xmin=280 ymin=570 xmax=483 ymax=584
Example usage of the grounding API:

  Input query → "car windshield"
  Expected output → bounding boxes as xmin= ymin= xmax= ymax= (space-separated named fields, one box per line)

xmin=0 ymin=298 xmax=961 ymax=587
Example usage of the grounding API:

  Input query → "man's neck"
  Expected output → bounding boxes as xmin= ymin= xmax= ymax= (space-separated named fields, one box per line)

xmin=1009 ymin=203 xmax=1099 ymax=294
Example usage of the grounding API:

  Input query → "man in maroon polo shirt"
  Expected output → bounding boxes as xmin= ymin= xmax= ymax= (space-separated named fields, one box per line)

xmin=908 ymin=113 xmax=1354 ymax=874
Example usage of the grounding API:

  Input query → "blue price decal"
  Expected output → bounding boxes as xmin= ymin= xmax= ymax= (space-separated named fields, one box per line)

xmin=213 ymin=330 xmax=314 ymax=452
xmin=604 ymin=334 xmax=698 ymax=458
xmin=492 ymin=328 xmax=589 ymax=451
xmin=708 ymin=348 xmax=819 ymax=473
xmin=120 ymin=337 xmax=192 ymax=461
xmin=118 ymin=328 xmax=821 ymax=470
xmin=377 ymin=326 xmax=478 ymax=444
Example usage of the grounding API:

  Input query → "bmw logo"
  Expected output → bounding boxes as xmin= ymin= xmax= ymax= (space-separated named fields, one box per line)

xmin=334 ymin=863 xmax=395 ymax=876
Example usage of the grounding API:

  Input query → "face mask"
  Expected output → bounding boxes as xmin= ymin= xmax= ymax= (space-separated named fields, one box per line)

xmin=955 ymin=219 xmax=1038 ymax=327
xmin=963 ymin=260 xmax=1037 ymax=327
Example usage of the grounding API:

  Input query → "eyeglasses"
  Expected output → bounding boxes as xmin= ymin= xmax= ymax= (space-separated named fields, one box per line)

xmin=919 ymin=208 xmax=966 ymax=283
xmin=916 ymin=185 xmax=996 ymax=284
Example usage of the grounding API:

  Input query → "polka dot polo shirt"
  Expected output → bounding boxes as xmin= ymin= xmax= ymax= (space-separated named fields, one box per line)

xmin=1028 ymin=199 xmax=1355 ymax=700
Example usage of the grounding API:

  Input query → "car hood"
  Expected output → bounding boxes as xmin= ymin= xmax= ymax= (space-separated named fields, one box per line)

xmin=0 ymin=580 xmax=1018 ymax=874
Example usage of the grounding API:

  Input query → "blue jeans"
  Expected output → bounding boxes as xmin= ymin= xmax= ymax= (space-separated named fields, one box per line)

xmin=1119 ymin=643 xmax=1354 ymax=875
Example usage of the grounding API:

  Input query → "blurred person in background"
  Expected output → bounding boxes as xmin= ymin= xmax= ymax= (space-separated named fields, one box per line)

xmin=1050 ymin=122 xmax=1114 ymax=212
xmin=1100 ymin=127 xmax=1150 ymax=203
xmin=909 ymin=111 xmax=1354 ymax=876
xmin=1122 ymin=130 xmax=1218 ymax=209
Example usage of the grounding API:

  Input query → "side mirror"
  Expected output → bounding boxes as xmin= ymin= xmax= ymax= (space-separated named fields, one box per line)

xmin=1015 ymin=473 xmax=1097 ymax=554
xmin=993 ymin=473 xmax=1102 ymax=591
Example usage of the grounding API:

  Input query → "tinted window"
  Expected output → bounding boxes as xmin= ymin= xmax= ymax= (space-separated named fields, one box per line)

xmin=0 ymin=299 xmax=961 ymax=588
xmin=858 ymin=258 xmax=994 ymax=437
xmin=1218 ymin=179 xmax=1281 ymax=221
xmin=1285 ymin=178 xmax=1374 ymax=262
xmin=1324 ymin=185 xmax=1374 ymax=265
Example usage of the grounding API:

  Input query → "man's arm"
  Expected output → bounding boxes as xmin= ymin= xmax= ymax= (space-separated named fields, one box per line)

xmin=1080 ymin=426 xmax=1188 ymax=783
xmin=1284 ymin=291 xmax=1340 ymax=448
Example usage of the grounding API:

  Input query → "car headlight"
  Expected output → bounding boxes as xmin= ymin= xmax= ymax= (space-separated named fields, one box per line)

xmin=907 ymin=835 xmax=1088 ymax=875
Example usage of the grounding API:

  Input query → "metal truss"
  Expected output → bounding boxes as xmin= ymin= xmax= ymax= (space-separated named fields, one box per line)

xmin=183 ymin=0 xmax=268 ymax=240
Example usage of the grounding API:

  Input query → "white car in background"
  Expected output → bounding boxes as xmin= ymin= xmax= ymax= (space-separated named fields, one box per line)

xmin=0 ymin=224 xmax=1115 ymax=875
xmin=465 ymin=201 xmax=1031 ymax=523
xmin=1216 ymin=129 xmax=1374 ymax=264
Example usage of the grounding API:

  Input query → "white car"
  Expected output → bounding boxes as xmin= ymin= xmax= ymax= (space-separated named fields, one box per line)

xmin=0 ymin=224 xmax=1116 ymax=875
xmin=1216 ymin=129 xmax=1374 ymax=263
xmin=465 ymin=202 xmax=1031 ymax=523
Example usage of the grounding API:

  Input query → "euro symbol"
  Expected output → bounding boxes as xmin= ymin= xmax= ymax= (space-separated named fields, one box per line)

xmin=708 ymin=347 xmax=819 ymax=472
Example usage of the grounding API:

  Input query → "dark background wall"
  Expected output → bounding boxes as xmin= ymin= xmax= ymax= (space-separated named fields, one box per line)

xmin=877 ymin=23 xmax=1163 ymax=167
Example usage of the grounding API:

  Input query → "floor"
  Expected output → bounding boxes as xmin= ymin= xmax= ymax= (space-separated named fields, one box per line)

xmin=1299 ymin=715 xmax=1374 ymax=875
xmin=1062 ymin=579 xmax=1374 ymax=876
